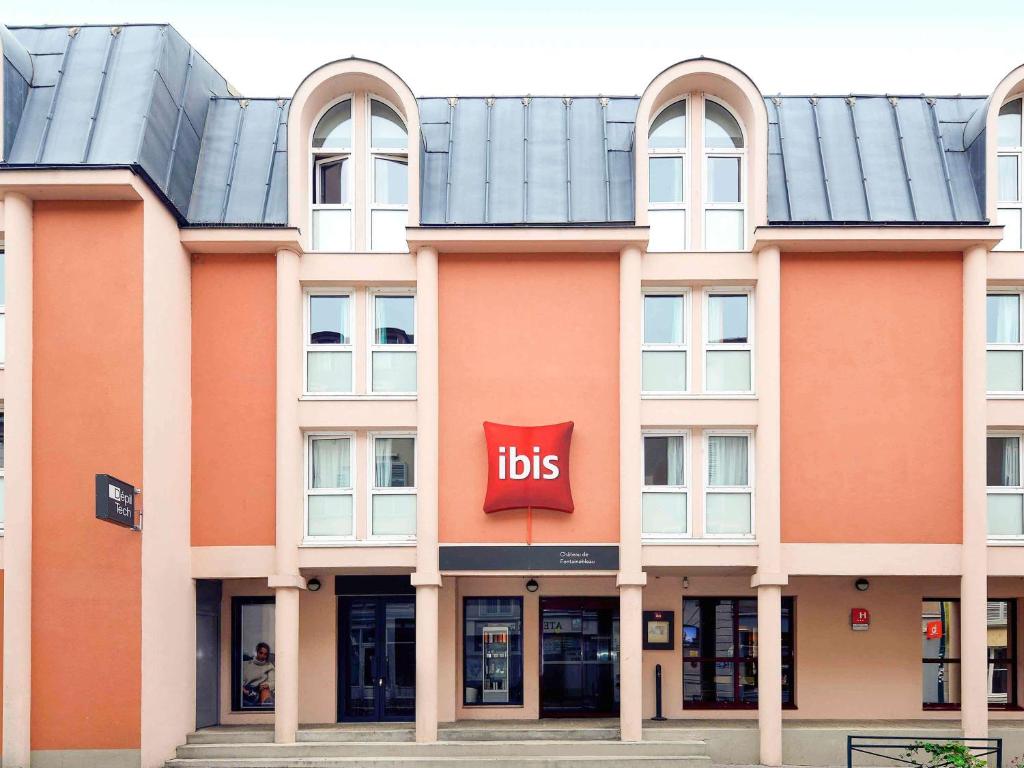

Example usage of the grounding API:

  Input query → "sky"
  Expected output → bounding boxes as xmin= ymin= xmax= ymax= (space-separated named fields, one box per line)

xmin=7 ymin=0 xmax=1024 ymax=98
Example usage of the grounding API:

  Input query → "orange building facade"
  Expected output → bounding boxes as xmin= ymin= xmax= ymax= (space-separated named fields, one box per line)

xmin=2 ymin=21 xmax=1024 ymax=768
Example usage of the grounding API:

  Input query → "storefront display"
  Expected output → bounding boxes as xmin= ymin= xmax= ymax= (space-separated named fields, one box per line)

xmin=464 ymin=598 xmax=523 ymax=706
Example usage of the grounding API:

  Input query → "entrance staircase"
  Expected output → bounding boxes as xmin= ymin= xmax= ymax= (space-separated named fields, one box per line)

xmin=164 ymin=720 xmax=711 ymax=767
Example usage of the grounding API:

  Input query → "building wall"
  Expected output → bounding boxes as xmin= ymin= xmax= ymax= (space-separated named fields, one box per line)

xmin=780 ymin=253 xmax=963 ymax=544
xmin=191 ymin=253 xmax=277 ymax=546
xmin=31 ymin=200 xmax=144 ymax=750
xmin=438 ymin=254 xmax=620 ymax=544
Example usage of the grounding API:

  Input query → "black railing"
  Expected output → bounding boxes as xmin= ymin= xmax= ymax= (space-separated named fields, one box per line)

xmin=848 ymin=736 xmax=1002 ymax=768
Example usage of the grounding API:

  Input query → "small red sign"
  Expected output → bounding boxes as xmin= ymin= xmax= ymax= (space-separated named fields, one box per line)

xmin=483 ymin=421 xmax=574 ymax=514
xmin=926 ymin=620 xmax=943 ymax=640
xmin=851 ymin=608 xmax=870 ymax=630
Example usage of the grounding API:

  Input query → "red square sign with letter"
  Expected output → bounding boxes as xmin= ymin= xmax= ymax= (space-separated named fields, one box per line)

xmin=483 ymin=421 xmax=574 ymax=513
xmin=926 ymin=620 xmax=943 ymax=640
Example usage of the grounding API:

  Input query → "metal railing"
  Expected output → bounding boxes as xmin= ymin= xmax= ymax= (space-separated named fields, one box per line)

xmin=848 ymin=736 xmax=1002 ymax=768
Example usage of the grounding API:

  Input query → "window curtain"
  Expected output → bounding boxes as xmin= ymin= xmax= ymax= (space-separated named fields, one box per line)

xmin=375 ymin=438 xmax=394 ymax=487
xmin=708 ymin=436 xmax=748 ymax=486
xmin=312 ymin=438 xmax=349 ymax=489
xmin=667 ymin=436 xmax=685 ymax=485
xmin=1003 ymin=438 xmax=1021 ymax=486
xmin=989 ymin=295 xmax=1020 ymax=344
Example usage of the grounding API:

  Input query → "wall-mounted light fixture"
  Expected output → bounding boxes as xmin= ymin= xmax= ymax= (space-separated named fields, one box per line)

xmin=308 ymin=578 xmax=322 ymax=592
xmin=854 ymin=578 xmax=870 ymax=592
xmin=526 ymin=578 xmax=539 ymax=593
xmin=683 ymin=576 xmax=690 ymax=590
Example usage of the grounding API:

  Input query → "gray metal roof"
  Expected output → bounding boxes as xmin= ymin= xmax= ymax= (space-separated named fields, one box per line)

xmin=0 ymin=23 xmax=1000 ymax=228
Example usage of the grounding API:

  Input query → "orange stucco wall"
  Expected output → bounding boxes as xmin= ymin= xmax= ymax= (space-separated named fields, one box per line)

xmin=438 ymin=254 xmax=620 ymax=544
xmin=780 ymin=253 xmax=963 ymax=543
xmin=191 ymin=253 xmax=276 ymax=546
xmin=31 ymin=201 xmax=143 ymax=748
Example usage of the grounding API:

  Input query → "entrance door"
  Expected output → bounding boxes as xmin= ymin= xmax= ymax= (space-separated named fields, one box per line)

xmin=339 ymin=596 xmax=416 ymax=721
xmin=540 ymin=597 xmax=620 ymax=716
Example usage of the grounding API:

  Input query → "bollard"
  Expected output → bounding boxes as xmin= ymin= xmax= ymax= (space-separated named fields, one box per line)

xmin=653 ymin=663 xmax=667 ymax=721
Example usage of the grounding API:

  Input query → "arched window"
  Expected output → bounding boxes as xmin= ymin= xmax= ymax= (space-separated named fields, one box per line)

xmin=703 ymin=98 xmax=745 ymax=251
xmin=309 ymin=95 xmax=409 ymax=252
xmin=647 ymin=99 xmax=688 ymax=252
xmin=998 ymin=98 xmax=1024 ymax=251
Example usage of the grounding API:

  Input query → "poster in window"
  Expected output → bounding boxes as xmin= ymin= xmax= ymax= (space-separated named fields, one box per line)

xmin=643 ymin=610 xmax=675 ymax=650
xmin=233 ymin=598 xmax=275 ymax=711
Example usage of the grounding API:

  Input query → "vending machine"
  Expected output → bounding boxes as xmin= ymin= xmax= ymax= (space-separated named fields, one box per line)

xmin=481 ymin=625 xmax=510 ymax=703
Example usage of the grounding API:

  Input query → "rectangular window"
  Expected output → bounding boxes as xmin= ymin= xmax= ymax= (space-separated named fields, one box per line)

xmin=232 ymin=597 xmax=275 ymax=712
xmin=371 ymin=434 xmax=416 ymax=538
xmin=988 ymin=291 xmax=1024 ymax=393
xmin=642 ymin=292 xmax=688 ymax=393
xmin=987 ymin=433 xmax=1024 ymax=537
xmin=682 ymin=597 xmax=795 ymax=707
xmin=306 ymin=292 xmax=353 ymax=394
xmin=705 ymin=291 xmax=752 ymax=393
xmin=312 ymin=156 xmax=352 ymax=251
xmin=370 ymin=293 xmax=417 ymax=394
xmin=642 ymin=432 xmax=689 ymax=538
xmin=704 ymin=151 xmax=745 ymax=251
xmin=463 ymin=597 xmax=524 ymax=706
xmin=705 ymin=432 xmax=753 ymax=537
xmin=922 ymin=599 xmax=961 ymax=707
xmin=988 ymin=599 xmax=1017 ymax=707
xmin=305 ymin=434 xmax=354 ymax=539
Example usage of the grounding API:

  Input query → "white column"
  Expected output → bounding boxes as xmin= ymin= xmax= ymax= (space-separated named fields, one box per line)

xmin=617 ymin=243 xmax=647 ymax=741
xmin=754 ymin=243 xmax=784 ymax=767
xmin=413 ymin=244 xmax=442 ymax=742
xmin=273 ymin=247 xmax=305 ymax=743
xmin=3 ymin=193 xmax=33 ymax=768
xmin=961 ymin=243 xmax=988 ymax=737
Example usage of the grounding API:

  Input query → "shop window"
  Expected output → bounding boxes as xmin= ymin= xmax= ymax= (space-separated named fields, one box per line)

xmin=370 ymin=292 xmax=416 ymax=394
xmin=648 ymin=99 xmax=688 ymax=252
xmin=371 ymin=433 xmax=416 ymax=538
xmin=682 ymin=597 xmax=794 ymax=708
xmin=987 ymin=291 xmax=1024 ymax=393
xmin=231 ymin=597 xmax=275 ymax=712
xmin=997 ymin=99 xmax=1023 ymax=252
xmin=921 ymin=599 xmax=961 ymax=708
xmin=312 ymin=100 xmax=354 ymax=251
xmin=463 ymin=597 xmax=524 ymax=706
xmin=369 ymin=99 xmax=409 ymax=252
xmin=988 ymin=600 xmax=1017 ymax=707
xmin=988 ymin=433 xmax=1024 ymax=537
xmin=305 ymin=434 xmax=354 ymax=540
xmin=306 ymin=292 xmax=353 ymax=394
xmin=705 ymin=432 xmax=754 ymax=537
xmin=703 ymin=99 xmax=746 ymax=251
xmin=642 ymin=291 xmax=688 ymax=393
xmin=642 ymin=432 xmax=689 ymax=538
xmin=704 ymin=290 xmax=752 ymax=393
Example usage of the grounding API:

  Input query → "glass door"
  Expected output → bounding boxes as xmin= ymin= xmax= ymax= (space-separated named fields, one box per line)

xmin=540 ymin=597 xmax=620 ymax=717
xmin=339 ymin=596 xmax=415 ymax=721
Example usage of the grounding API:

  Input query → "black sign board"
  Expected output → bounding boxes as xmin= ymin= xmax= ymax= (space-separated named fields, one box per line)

xmin=439 ymin=545 xmax=618 ymax=571
xmin=95 ymin=474 xmax=137 ymax=528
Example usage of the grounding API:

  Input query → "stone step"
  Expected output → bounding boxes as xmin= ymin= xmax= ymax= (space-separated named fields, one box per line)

xmin=165 ymin=756 xmax=712 ymax=768
xmin=437 ymin=726 xmax=619 ymax=742
xmin=177 ymin=739 xmax=709 ymax=759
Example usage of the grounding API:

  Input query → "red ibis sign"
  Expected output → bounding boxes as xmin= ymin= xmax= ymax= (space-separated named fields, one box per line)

xmin=483 ymin=421 xmax=574 ymax=514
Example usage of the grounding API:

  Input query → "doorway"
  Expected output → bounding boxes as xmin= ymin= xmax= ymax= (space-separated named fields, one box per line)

xmin=338 ymin=596 xmax=416 ymax=721
xmin=539 ymin=596 xmax=620 ymax=716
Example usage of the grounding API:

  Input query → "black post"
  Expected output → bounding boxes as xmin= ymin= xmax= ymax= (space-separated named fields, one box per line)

xmin=653 ymin=663 xmax=666 ymax=721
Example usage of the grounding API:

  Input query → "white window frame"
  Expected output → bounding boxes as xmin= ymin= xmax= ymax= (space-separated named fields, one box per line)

xmin=367 ymin=96 xmax=410 ymax=253
xmin=702 ymin=95 xmax=747 ymax=252
xmin=703 ymin=287 xmax=754 ymax=395
xmin=641 ymin=429 xmax=691 ymax=541
xmin=0 ymin=405 xmax=5 ymax=536
xmin=304 ymin=288 xmax=355 ymax=396
xmin=309 ymin=95 xmax=355 ymax=253
xmin=304 ymin=431 xmax=356 ymax=543
xmin=641 ymin=288 xmax=690 ymax=395
xmin=367 ymin=288 xmax=417 ymax=396
xmin=647 ymin=97 xmax=690 ymax=252
xmin=368 ymin=430 xmax=418 ymax=542
xmin=987 ymin=430 xmax=1024 ymax=541
xmin=997 ymin=97 xmax=1024 ymax=252
xmin=0 ymin=243 xmax=5 ymax=368
xmin=703 ymin=429 xmax=755 ymax=540
xmin=987 ymin=288 xmax=1024 ymax=396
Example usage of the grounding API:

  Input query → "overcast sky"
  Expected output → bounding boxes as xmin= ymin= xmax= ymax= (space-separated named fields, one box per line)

xmin=7 ymin=0 xmax=1024 ymax=98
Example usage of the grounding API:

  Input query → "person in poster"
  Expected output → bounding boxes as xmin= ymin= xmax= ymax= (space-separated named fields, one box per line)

xmin=241 ymin=641 xmax=275 ymax=707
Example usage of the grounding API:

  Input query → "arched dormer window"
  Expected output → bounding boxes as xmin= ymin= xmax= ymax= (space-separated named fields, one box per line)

xmin=647 ymin=95 xmax=746 ymax=252
xmin=998 ymin=98 xmax=1023 ymax=251
xmin=310 ymin=95 xmax=409 ymax=252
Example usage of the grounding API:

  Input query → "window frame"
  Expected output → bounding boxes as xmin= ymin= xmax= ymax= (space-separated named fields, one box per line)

xmin=703 ymin=429 xmax=755 ymax=540
xmin=701 ymin=95 xmax=747 ymax=252
xmin=0 ymin=244 xmax=6 ymax=368
xmin=641 ymin=429 xmax=691 ymax=541
xmin=309 ymin=95 xmax=355 ymax=253
xmin=462 ymin=596 xmax=525 ymax=707
xmin=230 ymin=596 xmax=276 ymax=713
xmin=987 ymin=429 xmax=1024 ymax=541
xmin=703 ymin=286 xmax=754 ymax=395
xmin=368 ymin=430 xmax=418 ymax=542
xmin=367 ymin=287 xmax=418 ymax=396
xmin=367 ymin=96 xmax=410 ymax=253
xmin=304 ymin=431 xmax=357 ymax=543
xmin=304 ymin=288 xmax=355 ymax=396
xmin=647 ymin=97 xmax=690 ymax=253
xmin=0 ymin=407 xmax=5 ymax=536
xmin=641 ymin=288 xmax=691 ymax=395
xmin=997 ymin=97 xmax=1024 ymax=252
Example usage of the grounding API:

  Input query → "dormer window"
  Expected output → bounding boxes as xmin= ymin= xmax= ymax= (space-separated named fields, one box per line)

xmin=998 ymin=98 xmax=1023 ymax=252
xmin=369 ymin=99 xmax=409 ymax=252
xmin=312 ymin=99 xmax=354 ymax=251
xmin=703 ymin=99 xmax=745 ymax=251
xmin=647 ymin=100 xmax=688 ymax=252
